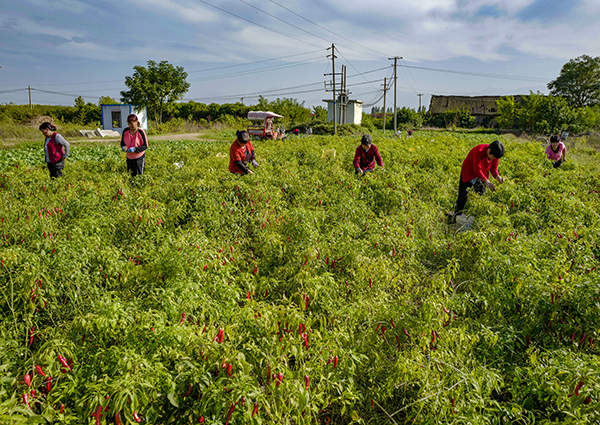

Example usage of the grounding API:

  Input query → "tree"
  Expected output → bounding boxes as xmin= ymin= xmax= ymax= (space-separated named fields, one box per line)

xmin=547 ymin=55 xmax=600 ymax=108
xmin=312 ymin=106 xmax=328 ymax=121
xmin=98 ymin=96 xmax=117 ymax=106
xmin=120 ymin=60 xmax=190 ymax=129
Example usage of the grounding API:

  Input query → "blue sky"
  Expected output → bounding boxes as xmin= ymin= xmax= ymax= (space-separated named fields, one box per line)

xmin=1 ymin=0 xmax=599 ymax=111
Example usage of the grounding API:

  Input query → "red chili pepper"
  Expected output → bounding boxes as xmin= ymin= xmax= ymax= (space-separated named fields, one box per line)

xmin=22 ymin=393 xmax=29 ymax=406
xmin=23 ymin=374 xmax=31 ymax=387
xmin=58 ymin=354 xmax=71 ymax=371
xmin=579 ymin=333 xmax=587 ymax=344
xmin=403 ymin=328 xmax=410 ymax=338
xmin=60 ymin=403 xmax=65 ymax=413
xmin=46 ymin=377 xmax=52 ymax=393
xmin=179 ymin=313 xmax=186 ymax=325
xmin=252 ymin=402 xmax=258 ymax=418
xmin=30 ymin=389 xmax=35 ymax=398
xmin=116 ymin=411 xmax=123 ymax=425
xmin=93 ymin=406 xmax=102 ymax=425
xmin=214 ymin=329 xmax=224 ymax=343
xmin=526 ymin=335 xmax=530 ymax=347
xmin=370 ymin=398 xmax=374 ymax=408
xmin=571 ymin=332 xmax=577 ymax=344
xmin=29 ymin=326 xmax=35 ymax=346
xmin=133 ymin=411 xmax=142 ymax=423
xmin=253 ymin=266 xmax=258 ymax=275
xmin=226 ymin=364 xmax=232 ymax=376
xmin=589 ymin=337 xmax=594 ymax=347
xmin=390 ymin=318 xmax=396 ymax=329
xmin=584 ymin=396 xmax=592 ymax=404
xmin=305 ymin=375 xmax=310 ymax=390
xmin=431 ymin=331 xmax=437 ymax=345
xmin=333 ymin=356 xmax=338 ymax=369
xmin=225 ymin=402 xmax=236 ymax=425
xmin=199 ymin=416 xmax=205 ymax=423
xmin=396 ymin=335 xmax=401 ymax=352
xmin=183 ymin=384 xmax=193 ymax=397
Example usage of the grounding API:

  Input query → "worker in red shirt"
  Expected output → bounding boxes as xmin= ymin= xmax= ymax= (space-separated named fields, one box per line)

xmin=353 ymin=134 xmax=384 ymax=175
xmin=229 ymin=130 xmax=258 ymax=175
xmin=451 ymin=140 xmax=505 ymax=219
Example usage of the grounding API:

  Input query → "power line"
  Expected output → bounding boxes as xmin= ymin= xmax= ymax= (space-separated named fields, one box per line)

xmin=189 ymin=57 xmax=327 ymax=82
xmin=196 ymin=0 xmax=324 ymax=49
xmin=399 ymin=63 xmax=548 ymax=83
xmin=187 ymin=49 xmax=323 ymax=74
xmin=237 ymin=0 xmax=333 ymax=45
xmin=267 ymin=0 xmax=388 ymax=59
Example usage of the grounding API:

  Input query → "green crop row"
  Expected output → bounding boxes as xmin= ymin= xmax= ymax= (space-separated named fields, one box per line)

xmin=0 ymin=132 xmax=598 ymax=424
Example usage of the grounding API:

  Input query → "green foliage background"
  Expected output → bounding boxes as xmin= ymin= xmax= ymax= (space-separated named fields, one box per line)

xmin=0 ymin=132 xmax=599 ymax=424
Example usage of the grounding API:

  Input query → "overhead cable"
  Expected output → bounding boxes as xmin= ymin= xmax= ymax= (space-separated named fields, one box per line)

xmin=196 ymin=0 xmax=324 ymax=49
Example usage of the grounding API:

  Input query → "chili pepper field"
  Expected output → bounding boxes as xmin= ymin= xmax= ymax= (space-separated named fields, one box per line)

xmin=1 ymin=131 xmax=599 ymax=424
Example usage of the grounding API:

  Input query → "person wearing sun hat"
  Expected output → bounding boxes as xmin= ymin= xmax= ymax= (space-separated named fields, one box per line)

xmin=120 ymin=114 xmax=148 ymax=177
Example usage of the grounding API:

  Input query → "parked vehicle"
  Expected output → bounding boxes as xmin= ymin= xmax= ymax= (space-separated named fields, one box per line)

xmin=247 ymin=111 xmax=285 ymax=140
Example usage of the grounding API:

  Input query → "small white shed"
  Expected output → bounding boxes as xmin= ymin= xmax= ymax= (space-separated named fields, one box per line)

xmin=101 ymin=104 xmax=148 ymax=131
xmin=322 ymin=97 xmax=363 ymax=125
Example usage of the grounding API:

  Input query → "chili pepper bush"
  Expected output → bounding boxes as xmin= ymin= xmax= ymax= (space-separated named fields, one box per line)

xmin=0 ymin=131 xmax=599 ymax=424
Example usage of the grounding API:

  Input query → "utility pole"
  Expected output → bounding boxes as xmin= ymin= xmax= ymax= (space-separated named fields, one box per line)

xmin=325 ymin=44 xmax=337 ymax=134
xmin=28 ymin=86 xmax=32 ymax=109
xmin=417 ymin=93 xmax=423 ymax=112
xmin=382 ymin=77 xmax=387 ymax=134
xmin=388 ymin=56 xmax=402 ymax=134
xmin=341 ymin=64 xmax=347 ymax=125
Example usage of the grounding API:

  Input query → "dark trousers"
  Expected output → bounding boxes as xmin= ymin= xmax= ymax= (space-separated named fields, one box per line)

xmin=455 ymin=176 xmax=486 ymax=215
xmin=47 ymin=160 xmax=64 ymax=178
xmin=126 ymin=156 xmax=145 ymax=177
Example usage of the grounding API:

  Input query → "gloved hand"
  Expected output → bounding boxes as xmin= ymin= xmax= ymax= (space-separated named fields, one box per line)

xmin=127 ymin=147 xmax=136 ymax=153
xmin=122 ymin=146 xmax=127 ymax=151
xmin=251 ymin=160 xmax=259 ymax=168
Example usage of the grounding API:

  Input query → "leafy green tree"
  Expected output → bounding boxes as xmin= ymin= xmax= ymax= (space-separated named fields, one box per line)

xmin=548 ymin=55 xmax=600 ymax=108
xmin=98 ymin=96 xmax=117 ymax=106
xmin=120 ymin=60 xmax=190 ymax=129
xmin=312 ymin=106 xmax=328 ymax=121
xmin=253 ymin=96 xmax=312 ymax=128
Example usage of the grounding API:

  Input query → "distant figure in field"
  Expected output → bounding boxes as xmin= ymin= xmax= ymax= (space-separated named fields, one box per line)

xmin=120 ymin=114 xmax=148 ymax=177
xmin=229 ymin=130 xmax=259 ymax=175
xmin=39 ymin=122 xmax=70 ymax=178
xmin=451 ymin=140 xmax=505 ymax=219
xmin=545 ymin=135 xmax=566 ymax=168
xmin=353 ymin=134 xmax=384 ymax=175
xmin=408 ymin=129 xmax=413 ymax=137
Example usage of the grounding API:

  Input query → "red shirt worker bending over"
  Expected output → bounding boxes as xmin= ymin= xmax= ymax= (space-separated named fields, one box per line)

xmin=452 ymin=140 xmax=505 ymax=219
xmin=229 ymin=130 xmax=259 ymax=175
xmin=353 ymin=134 xmax=384 ymax=175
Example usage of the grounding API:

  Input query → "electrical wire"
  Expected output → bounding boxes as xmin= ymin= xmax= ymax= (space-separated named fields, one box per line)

xmin=187 ymin=49 xmax=323 ymax=74
xmin=267 ymin=0 xmax=390 ymax=59
xmin=399 ymin=63 xmax=547 ymax=83
xmin=237 ymin=0 xmax=333 ymax=45
xmin=189 ymin=57 xmax=327 ymax=82
xmin=196 ymin=0 xmax=324 ymax=49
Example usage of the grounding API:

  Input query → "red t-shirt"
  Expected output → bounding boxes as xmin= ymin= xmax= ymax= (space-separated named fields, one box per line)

xmin=229 ymin=140 xmax=254 ymax=174
xmin=460 ymin=144 xmax=499 ymax=183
